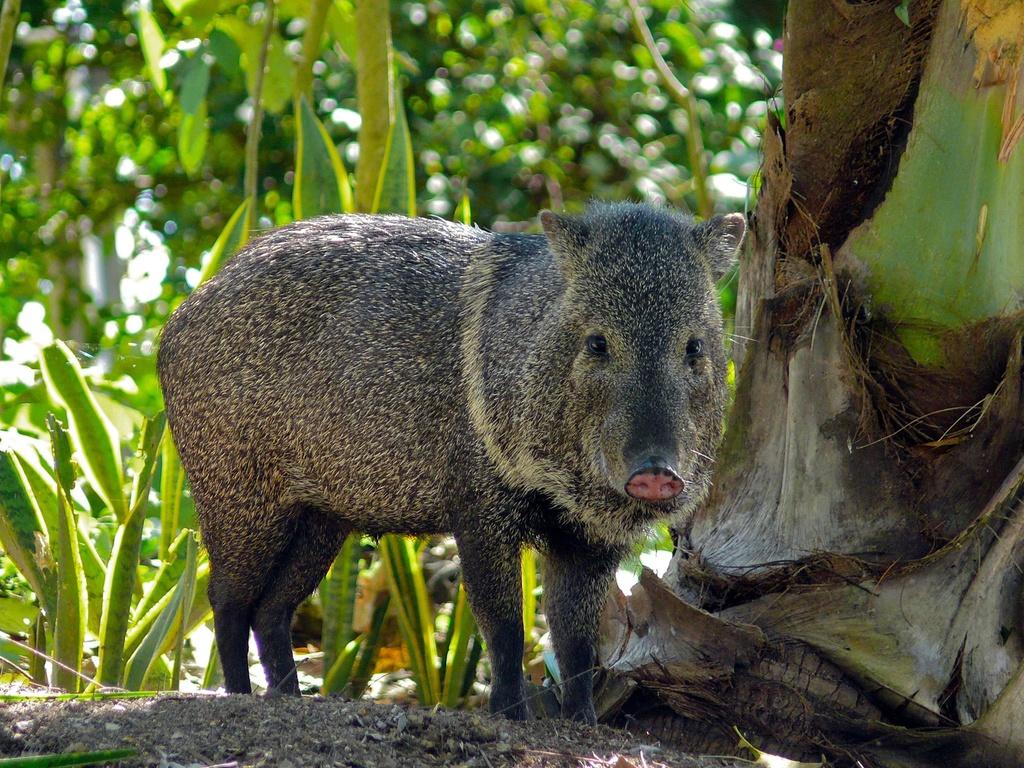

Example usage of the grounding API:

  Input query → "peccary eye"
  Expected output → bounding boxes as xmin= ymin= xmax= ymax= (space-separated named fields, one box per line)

xmin=585 ymin=334 xmax=609 ymax=357
xmin=685 ymin=338 xmax=704 ymax=357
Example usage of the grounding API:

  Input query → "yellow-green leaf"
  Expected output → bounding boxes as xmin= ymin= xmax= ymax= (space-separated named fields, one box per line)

xmin=372 ymin=89 xmax=416 ymax=217
xmin=136 ymin=5 xmax=167 ymax=96
xmin=197 ymin=199 xmax=251 ymax=285
xmin=294 ymin=94 xmax=353 ymax=219
xmin=40 ymin=342 xmax=127 ymax=522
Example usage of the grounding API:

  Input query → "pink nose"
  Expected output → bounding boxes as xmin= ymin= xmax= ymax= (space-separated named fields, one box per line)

xmin=625 ymin=467 xmax=684 ymax=501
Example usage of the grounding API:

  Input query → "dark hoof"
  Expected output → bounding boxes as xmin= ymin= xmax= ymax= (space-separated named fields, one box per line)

xmin=489 ymin=686 xmax=528 ymax=721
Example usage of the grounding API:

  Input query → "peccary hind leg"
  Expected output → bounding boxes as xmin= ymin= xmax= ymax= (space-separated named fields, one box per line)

xmin=456 ymin=529 xmax=527 ymax=720
xmin=543 ymin=543 xmax=619 ymax=724
xmin=251 ymin=506 xmax=349 ymax=695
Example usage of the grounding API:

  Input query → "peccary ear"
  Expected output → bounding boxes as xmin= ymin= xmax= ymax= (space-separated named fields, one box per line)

xmin=699 ymin=212 xmax=747 ymax=280
xmin=540 ymin=210 xmax=589 ymax=276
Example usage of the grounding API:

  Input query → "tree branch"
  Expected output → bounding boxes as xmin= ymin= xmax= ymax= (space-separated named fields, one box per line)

xmin=626 ymin=0 xmax=712 ymax=219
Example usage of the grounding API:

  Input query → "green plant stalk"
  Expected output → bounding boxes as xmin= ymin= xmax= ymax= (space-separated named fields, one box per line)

xmin=243 ymin=1 xmax=276 ymax=233
xmin=95 ymin=415 xmax=165 ymax=686
xmin=320 ymin=534 xmax=360 ymax=693
xmin=29 ymin=613 xmax=47 ymax=686
xmin=459 ymin=635 xmax=483 ymax=700
xmin=295 ymin=0 xmax=330 ymax=99
xmin=159 ymin=432 xmax=184 ymax=560
xmin=440 ymin=581 xmax=477 ymax=707
xmin=0 ymin=748 xmax=137 ymax=767
xmin=347 ymin=593 xmax=389 ymax=698
xmin=40 ymin=342 xmax=127 ymax=522
xmin=354 ymin=0 xmax=394 ymax=212
xmin=626 ymin=0 xmax=712 ymax=219
xmin=47 ymin=416 xmax=86 ymax=693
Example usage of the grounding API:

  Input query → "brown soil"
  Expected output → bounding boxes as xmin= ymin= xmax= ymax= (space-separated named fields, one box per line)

xmin=0 ymin=694 xmax=746 ymax=768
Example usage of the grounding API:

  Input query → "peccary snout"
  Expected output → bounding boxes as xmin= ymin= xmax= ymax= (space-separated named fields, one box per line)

xmin=625 ymin=457 xmax=684 ymax=501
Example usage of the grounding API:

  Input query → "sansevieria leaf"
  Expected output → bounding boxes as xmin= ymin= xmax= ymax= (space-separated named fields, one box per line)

xmin=39 ymin=342 xmax=127 ymax=522
xmin=372 ymin=86 xmax=416 ymax=217
xmin=294 ymin=94 xmax=353 ymax=219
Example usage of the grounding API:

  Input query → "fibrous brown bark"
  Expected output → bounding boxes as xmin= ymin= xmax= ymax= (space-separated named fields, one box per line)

xmin=603 ymin=2 xmax=1024 ymax=765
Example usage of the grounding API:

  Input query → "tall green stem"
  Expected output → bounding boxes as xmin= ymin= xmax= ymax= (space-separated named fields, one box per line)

xmin=354 ymin=0 xmax=394 ymax=212
xmin=244 ymin=1 xmax=276 ymax=233
xmin=295 ymin=0 xmax=330 ymax=100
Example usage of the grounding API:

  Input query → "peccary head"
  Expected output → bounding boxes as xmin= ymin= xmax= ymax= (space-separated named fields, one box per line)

xmin=536 ymin=203 xmax=744 ymax=533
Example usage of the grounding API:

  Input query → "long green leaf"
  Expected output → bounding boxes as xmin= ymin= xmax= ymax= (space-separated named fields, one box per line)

xmin=197 ymin=198 xmax=251 ymax=284
xmin=0 ymin=748 xmax=137 ymax=767
xmin=0 ymin=595 xmax=38 ymax=635
xmin=322 ymin=636 xmax=362 ymax=693
xmin=347 ymin=592 xmax=389 ymax=698
xmin=76 ymin=518 xmax=106 ymax=637
xmin=123 ymin=531 xmax=198 ymax=690
xmin=441 ymin=581 xmax=477 ymax=707
xmin=522 ymin=548 xmax=537 ymax=648
xmin=124 ymin=557 xmax=208 ymax=660
xmin=320 ymin=533 xmax=360 ymax=694
xmin=47 ymin=415 xmax=86 ymax=693
xmin=39 ymin=342 xmax=127 ymax=522
xmin=0 ymin=449 xmax=55 ymax=618
xmin=380 ymin=535 xmax=439 ymax=704
xmin=96 ymin=415 xmax=165 ymax=686
xmin=135 ymin=4 xmax=167 ymax=96
xmin=294 ymin=94 xmax=353 ymax=219
xmin=136 ymin=528 xmax=189 ymax=622
xmin=371 ymin=87 xmax=416 ymax=216
xmin=159 ymin=432 xmax=185 ymax=560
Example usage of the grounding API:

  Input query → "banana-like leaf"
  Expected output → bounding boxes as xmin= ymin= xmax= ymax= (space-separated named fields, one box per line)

xmin=159 ymin=432 xmax=185 ymax=560
xmin=371 ymin=87 xmax=416 ymax=217
xmin=39 ymin=342 xmax=127 ymax=522
xmin=47 ymin=416 xmax=86 ymax=693
xmin=294 ymin=94 xmax=353 ymax=219
xmin=123 ymin=531 xmax=198 ymax=691
xmin=379 ymin=535 xmax=439 ymax=704
xmin=197 ymin=198 xmax=251 ymax=285
xmin=96 ymin=415 xmax=166 ymax=686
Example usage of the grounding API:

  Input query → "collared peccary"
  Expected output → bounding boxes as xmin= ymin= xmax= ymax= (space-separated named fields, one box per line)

xmin=157 ymin=202 xmax=744 ymax=722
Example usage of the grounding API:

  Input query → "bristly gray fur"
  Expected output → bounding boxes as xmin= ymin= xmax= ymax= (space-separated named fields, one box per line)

xmin=158 ymin=202 xmax=744 ymax=721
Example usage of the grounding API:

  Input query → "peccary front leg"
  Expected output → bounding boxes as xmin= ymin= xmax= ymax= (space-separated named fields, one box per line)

xmin=455 ymin=529 xmax=527 ymax=720
xmin=543 ymin=543 xmax=619 ymax=724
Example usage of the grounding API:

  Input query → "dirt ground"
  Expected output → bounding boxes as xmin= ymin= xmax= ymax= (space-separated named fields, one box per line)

xmin=0 ymin=694 xmax=749 ymax=768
